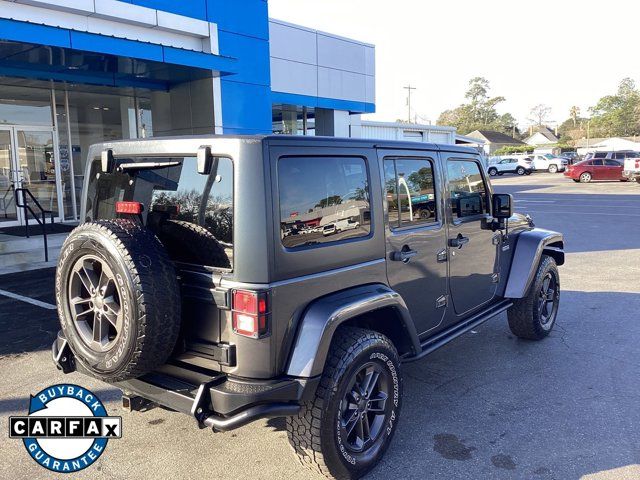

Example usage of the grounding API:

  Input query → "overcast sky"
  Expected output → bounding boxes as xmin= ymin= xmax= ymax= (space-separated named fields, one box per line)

xmin=268 ymin=0 xmax=639 ymax=129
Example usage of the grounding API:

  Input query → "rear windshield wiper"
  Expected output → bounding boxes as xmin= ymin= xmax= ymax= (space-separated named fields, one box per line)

xmin=117 ymin=161 xmax=182 ymax=171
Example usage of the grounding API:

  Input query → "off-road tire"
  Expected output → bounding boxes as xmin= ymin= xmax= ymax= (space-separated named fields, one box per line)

xmin=507 ymin=255 xmax=560 ymax=340
xmin=488 ymin=167 xmax=498 ymax=176
xmin=56 ymin=219 xmax=181 ymax=382
xmin=157 ymin=220 xmax=230 ymax=268
xmin=287 ymin=327 xmax=402 ymax=480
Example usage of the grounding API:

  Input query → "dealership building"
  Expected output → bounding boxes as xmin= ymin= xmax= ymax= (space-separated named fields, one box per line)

xmin=0 ymin=0 xmax=375 ymax=227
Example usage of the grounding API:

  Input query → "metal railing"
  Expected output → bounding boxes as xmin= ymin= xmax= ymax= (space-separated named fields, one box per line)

xmin=14 ymin=187 xmax=54 ymax=262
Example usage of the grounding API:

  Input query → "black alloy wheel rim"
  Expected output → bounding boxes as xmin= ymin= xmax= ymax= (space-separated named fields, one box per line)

xmin=538 ymin=272 xmax=559 ymax=328
xmin=68 ymin=255 xmax=123 ymax=352
xmin=339 ymin=362 xmax=392 ymax=453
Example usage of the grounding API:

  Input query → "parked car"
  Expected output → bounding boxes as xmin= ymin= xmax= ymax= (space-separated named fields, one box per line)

xmin=622 ymin=156 xmax=640 ymax=183
xmin=559 ymin=151 xmax=579 ymax=164
xmin=528 ymin=154 xmax=568 ymax=173
xmin=564 ymin=158 xmax=627 ymax=183
xmin=322 ymin=223 xmax=337 ymax=236
xmin=52 ymin=135 xmax=564 ymax=480
xmin=487 ymin=157 xmax=532 ymax=176
xmin=583 ymin=150 xmax=640 ymax=162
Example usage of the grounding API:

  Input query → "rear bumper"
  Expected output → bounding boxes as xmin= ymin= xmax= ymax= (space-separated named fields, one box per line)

xmin=52 ymin=331 xmax=319 ymax=432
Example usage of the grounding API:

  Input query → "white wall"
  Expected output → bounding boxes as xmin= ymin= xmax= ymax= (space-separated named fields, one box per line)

xmin=357 ymin=121 xmax=456 ymax=144
xmin=269 ymin=19 xmax=375 ymax=105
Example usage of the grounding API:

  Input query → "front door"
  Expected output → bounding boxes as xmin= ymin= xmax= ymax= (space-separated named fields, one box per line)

xmin=444 ymin=155 xmax=500 ymax=316
xmin=0 ymin=126 xmax=61 ymax=228
xmin=381 ymin=151 xmax=448 ymax=336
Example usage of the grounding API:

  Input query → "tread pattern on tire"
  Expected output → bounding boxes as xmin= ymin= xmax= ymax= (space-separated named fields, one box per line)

xmin=507 ymin=254 xmax=558 ymax=340
xmin=286 ymin=327 xmax=398 ymax=480
xmin=59 ymin=219 xmax=181 ymax=381
xmin=157 ymin=219 xmax=230 ymax=269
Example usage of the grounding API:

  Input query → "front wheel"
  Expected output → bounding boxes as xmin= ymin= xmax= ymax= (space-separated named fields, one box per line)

xmin=516 ymin=167 xmax=526 ymax=175
xmin=580 ymin=172 xmax=592 ymax=183
xmin=488 ymin=167 xmax=498 ymax=176
xmin=287 ymin=327 xmax=402 ymax=479
xmin=507 ymin=255 xmax=560 ymax=340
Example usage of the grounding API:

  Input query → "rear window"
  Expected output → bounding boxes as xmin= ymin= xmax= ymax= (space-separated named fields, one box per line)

xmin=85 ymin=156 xmax=233 ymax=268
xmin=278 ymin=156 xmax=371 ymax=249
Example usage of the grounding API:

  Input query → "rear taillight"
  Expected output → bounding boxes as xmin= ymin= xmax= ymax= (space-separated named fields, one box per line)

xmin=232 ymin=290 xmax=269 ymax=338
xmin=636 ymin=160 xmax=640 ymax=169
xmin=115 ymin=201 xmax=142 ymax=214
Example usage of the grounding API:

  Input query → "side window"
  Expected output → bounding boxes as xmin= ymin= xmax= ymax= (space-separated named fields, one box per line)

xmin=591 ymin=159 xmax=604 ymax=166
xmin=384 ymin=158 xmax=437 ymax=229
xmin=278 ymin=156 xmax=371 ymax=249
xmin=605 ymin=159 xmax=620 ymax=166
xmin=614 ymin=152 xmax=625 ymax=160
xmin=447 ymin=160 xmax=488 ymax=219
xmin=594 ymin=152 xmax=607 ymax=159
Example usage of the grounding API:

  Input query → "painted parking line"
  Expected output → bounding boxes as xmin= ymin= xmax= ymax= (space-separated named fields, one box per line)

xmin=523 ymin=209 xmax=640 ymax=217
xmin=0 ymin=288 xmax=56 ymax=310
xmin=515 ymin=200 xmax=556 ymax=203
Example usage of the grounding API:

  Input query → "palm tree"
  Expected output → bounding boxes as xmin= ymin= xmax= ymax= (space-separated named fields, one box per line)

xmin=569 ymin=106 xmax=580 ymax=128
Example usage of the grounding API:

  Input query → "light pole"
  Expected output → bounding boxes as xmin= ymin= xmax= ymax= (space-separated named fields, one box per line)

xmin=403 ymin=84 xmax=416 ymax=123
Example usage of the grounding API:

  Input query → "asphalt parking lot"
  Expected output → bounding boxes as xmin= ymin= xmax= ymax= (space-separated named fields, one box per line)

xmin=0 ymin=172 xmax=639 ymax=479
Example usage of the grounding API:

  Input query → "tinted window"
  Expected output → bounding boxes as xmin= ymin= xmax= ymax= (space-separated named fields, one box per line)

xmin=594 ymin=152 xmax=607 ymax=159
xmin=278 ymin=156 xmax=371 ymax=248
xmin=447 ymin=160 xmax=488 ymax=219
xmin=591 ymin=159 xmax=604 ymax=166
xmin=614 ymin=152 xmax=625 ymax=160
xmin=86 ymin=156 xmax=234 ymax=269
xmin=384 ymin=158 xmax=437 ymax=229
xmin=605 ymin=159 xmax=621 ymax=166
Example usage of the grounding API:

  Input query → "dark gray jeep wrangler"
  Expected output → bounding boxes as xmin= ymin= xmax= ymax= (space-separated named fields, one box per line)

xmin=52 ymin=135 xmax=564 ymax=479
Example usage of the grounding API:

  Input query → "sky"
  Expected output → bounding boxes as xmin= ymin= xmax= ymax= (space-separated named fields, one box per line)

xmin=268 ymin=0 xmax=640 ymax=129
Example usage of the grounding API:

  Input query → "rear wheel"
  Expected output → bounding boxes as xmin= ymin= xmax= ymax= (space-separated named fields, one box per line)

xmin=516 ymin=166 xmax=526 ymax=175
xmin=579 ymin=172 xmax=592 ymax=183
xmin=287 ymin=327 xmax=402 ymax=479
xmin=507 ymin=255 xmax=560 ymax=340
xmin=488 ymin=167 xmax=498 ymax=176
xmin=548 ymin=164 xmax=558 ymax=173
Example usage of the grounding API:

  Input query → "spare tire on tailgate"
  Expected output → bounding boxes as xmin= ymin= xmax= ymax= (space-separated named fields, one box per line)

xmin=56 ymin=219 xmax=181 ymax=382
xmin=156 ymin=219 xmax=230 ymax=269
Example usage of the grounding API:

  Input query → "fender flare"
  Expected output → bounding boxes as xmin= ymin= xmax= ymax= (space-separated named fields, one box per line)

xmin=504 ymin=228 xmax=564 ymax=299
xmin=286 ymin=284 xmax=420 ymax=378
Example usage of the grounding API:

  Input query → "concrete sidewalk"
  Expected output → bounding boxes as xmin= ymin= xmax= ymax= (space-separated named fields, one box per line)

xmin=0 ymin=233 xmax=67 ymax=275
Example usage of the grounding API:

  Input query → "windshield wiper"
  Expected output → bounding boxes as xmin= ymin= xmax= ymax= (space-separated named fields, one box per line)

xmin=117 ymin=161 xmax=182 ymax=171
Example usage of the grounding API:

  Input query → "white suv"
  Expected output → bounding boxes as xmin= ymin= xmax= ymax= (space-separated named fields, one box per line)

xmin=527 ymin=154 xmax=568 ymax=173
xmin=487 ymin=157 xmax=533 ymax=176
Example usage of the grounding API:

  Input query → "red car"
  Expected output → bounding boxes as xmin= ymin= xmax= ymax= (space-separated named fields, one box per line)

xmin=564 ymin=159 xmax=628 ymax=183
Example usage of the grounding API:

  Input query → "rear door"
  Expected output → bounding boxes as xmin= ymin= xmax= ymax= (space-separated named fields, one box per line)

xmin=604 ymin=159 xmax=623 ymax=179
xmin=380 ymin=149 xmax=448 ymax=336
xmin=443 ymin=154 xmax=500 ymax=317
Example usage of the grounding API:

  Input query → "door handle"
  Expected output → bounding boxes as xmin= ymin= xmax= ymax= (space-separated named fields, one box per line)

xmin=449 ymin=234 xmax=470 ymax=249
xmin=390 ymin=246 xmax=418 ymax=263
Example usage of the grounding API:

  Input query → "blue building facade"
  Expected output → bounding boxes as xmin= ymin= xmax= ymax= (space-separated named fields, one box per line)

xmin=0 ymin=0 xmax=375 ymax=225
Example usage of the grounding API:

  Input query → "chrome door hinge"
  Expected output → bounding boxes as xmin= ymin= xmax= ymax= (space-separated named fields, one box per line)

xmin=436 ymin=295 xmax=448 ymax=308
xmin=436 ymin=249 xmax=448 ymax=262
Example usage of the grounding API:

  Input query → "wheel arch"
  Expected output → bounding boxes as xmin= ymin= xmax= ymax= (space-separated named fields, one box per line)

xmin=286 ymin=284 xmax=421 ymax=378
xmin=504 ymin=229 xmax=564 ymax=299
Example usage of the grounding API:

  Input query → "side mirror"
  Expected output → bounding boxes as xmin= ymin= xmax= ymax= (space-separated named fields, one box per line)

xmin=492 ymin=193 xmax=513 ymax=219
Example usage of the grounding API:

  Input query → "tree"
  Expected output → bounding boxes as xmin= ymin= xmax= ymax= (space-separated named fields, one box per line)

xmin=569 ymin=106 xmax=581 ymax=127
xmin=437 ymin=77 xmax=518 ymax=136
xmin=588 ymin=78 xmax=640 ymax=137
xmin=528 ymin=104 xmax=552 ymax=126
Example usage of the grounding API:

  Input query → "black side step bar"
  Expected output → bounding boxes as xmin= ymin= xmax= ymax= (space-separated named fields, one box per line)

xmin=403 ymin=300 xmax=513 ymax=363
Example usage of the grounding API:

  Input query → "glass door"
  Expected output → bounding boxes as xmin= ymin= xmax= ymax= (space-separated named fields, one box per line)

xmin=0 ymin=126 xmax=20 ymax=226
xmin=15 ymin=127 xmax=61 ymax=221
xmin=0 ymin=126 xmax=62 ymax=228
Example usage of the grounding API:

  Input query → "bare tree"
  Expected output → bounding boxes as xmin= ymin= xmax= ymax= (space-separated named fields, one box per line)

xmin=528 ymin=104 xmax=552 ymax=126
xmin=569 ymin=106 xmax=580 ymax=127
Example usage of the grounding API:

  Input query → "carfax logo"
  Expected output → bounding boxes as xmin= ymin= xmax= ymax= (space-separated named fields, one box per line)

xmin=9 ymin=384 xmax=121 ymax=473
